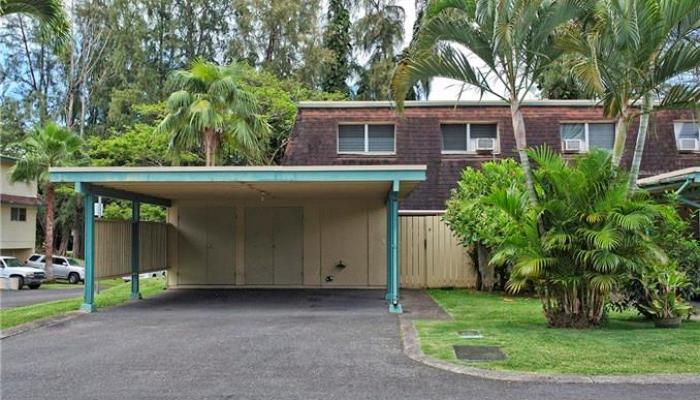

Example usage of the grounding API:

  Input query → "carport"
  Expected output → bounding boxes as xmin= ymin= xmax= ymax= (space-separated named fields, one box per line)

xmin=638 ymin=167 xmax=700 ymax=236
xmin=49 ymin=165 xmax=426 ymax=313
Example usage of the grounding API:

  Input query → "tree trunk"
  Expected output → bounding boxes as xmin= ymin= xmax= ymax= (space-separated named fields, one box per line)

xmin=611 ymin=106 xmax=630 ymax=167
xmin=58 ymin=232 xmax=69 ymax=255
xmin=202 ymin=129 xmax=219 ymax=166
xmin=510 ymin=103 xmax=538 ymax=205
xmin=43 ymin=183 xmax=55 ymax=280
xmin=628 ymin=92 xmax=653 ymax=191
xmin=476 ymin=243 xmax=496 ymax=292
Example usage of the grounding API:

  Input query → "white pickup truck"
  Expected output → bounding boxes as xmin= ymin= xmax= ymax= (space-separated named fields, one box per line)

xmin=0 ymin=256 xmax=45 ymax=289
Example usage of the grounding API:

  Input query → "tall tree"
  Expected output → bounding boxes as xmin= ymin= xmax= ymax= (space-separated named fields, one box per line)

xmin=156 ymin=59 xmax=271 ymax=166
xmin=321 ymin=0 xmax=352 ymax=94
xmin=565 ymin=0 xmax=700 ymax=188
xmin=354 ymin=0 xmax=405 ymax=100
xmin=393 ymin=0 xmax=586 ymax=205
xmin=11 ymin=122 xmax=82 ymax=280
xmin=0 ymin=0 xmax=70 ymax=42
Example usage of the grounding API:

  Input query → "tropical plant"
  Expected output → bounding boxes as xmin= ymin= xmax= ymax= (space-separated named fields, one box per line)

xmin=638 ymin=263 xmax=693 ymax=323
xmin=156 ymin=60 xmax=271 ymax=166
xmin=0 ymin=0 xmax=69 ymax=42
xmin=11 ymin=122 xmax=82 ymax=280
xmin=443 ymin=159 xmax=524 ymax=290
xmin=489 ymin=148 xmax=664 ymax=328
xmin=321 ymin=0 xmax=352 ymax=94
xmin=564 ymin=0 xmax=700 ymax=184
xmin=393 ymin=0 xmax=587 ymax=205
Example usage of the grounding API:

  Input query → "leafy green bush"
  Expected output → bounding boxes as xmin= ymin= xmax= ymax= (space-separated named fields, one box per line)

xmin=489 ymin=148 xmax=664 ymax=328
xmin=637 ymin=263 xmax=693 ymax=321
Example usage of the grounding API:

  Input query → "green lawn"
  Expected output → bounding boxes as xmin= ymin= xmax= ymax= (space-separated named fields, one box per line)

xmin=417 ymin=289 xmax=700 ymax=375
xmin=0 ymin=277 xmax=166 ymax=330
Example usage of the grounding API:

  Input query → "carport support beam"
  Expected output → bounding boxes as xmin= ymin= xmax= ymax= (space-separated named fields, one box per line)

xmin=387 ymin=181 xmax=402 ymax=314
xmin=130 ymin=201 xmax=141 ymax=300
xmin=81 ymin=188 xmax=96 ymax=312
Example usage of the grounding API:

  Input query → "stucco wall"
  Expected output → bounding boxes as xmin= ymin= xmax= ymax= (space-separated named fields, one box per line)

xmin=166 ymin=199 xmax=387 ymax=288
xmin=0 ymin=204 xmax=37 ymax=252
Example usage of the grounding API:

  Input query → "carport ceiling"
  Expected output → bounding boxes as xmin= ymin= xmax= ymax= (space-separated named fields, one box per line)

xmin=49 ymin=165 xmax=427 ymax=202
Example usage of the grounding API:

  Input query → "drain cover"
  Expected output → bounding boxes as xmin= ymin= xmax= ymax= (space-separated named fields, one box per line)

xmin=457 ymin=330 xmax=483 ymax=339
xmin=453 ymin=345 xmax=506 ymax=361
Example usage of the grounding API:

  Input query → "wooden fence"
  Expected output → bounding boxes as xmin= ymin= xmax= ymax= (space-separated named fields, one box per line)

xmin=399 ymin=215 xmax=477 ymax=289
xmin=95 ymin=220 xmax=168 ymax=278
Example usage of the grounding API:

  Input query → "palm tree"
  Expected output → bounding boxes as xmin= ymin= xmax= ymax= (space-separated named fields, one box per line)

xmin=156 ymin=60 xmax=271 ymax=166
xmin=564 ymin=0 xmax=700 ymax=186
xmin=0 ymin=0 xmax=69 ymax=42
xmin=489 ymin=147 xmax=664 ymax=327
xmin=11 ymin=122 xmax=82 ymax=280
xmin=392 ymin=0 xmax=587 ymax=205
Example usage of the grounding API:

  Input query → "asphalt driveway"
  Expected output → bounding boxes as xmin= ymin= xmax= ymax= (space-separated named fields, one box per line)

xmin=2 ymin=289 xmax=698 ymax=400
xmin=0 ymin=286 xmax=84 ymax=308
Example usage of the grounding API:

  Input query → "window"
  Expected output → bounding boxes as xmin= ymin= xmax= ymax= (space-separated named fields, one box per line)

xmin=338 ymin=124 xmax=395 ymax=154
xmin=674 ymin=121 xmax=700 ymax=151
xmin=28 ymin=255 xmax=41 ymax=262
xmin=560 ymin=122 xmax=615 ymax=152
xmin=10 ymin=207 xmax=26 ymax=222
xmin=440 ymin=123 xmax=498 ymax=153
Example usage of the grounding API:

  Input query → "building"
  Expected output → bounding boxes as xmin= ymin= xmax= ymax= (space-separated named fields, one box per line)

xmin=283 ymin=100 xmax=699 ymax=210
xmin=1 ymin=156 xmax=39 ymax=261
xmin=49 ymin=100 xmax=700 ymax=313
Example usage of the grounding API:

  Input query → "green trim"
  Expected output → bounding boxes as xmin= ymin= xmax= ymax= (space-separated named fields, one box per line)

xmin=386 ymin=181 xmax=401 ymax=313
xmin=675 ymin=178 xmax=693 ymax=195
xmin=679 ymin=197 xmax=700 ymax=209
xmin=130 ymin=201 xmax=142 ymax=301
xmin=50 ymin=168 xmax=426 ymax=185
xmin=81 ymin=192 xmax=96 ymax=313
xmin=78 ymin=183 xmax=171 ymax=207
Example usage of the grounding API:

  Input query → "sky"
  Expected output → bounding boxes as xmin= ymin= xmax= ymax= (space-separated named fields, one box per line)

xmin=396 ymin=0 xmax=515 ymax=101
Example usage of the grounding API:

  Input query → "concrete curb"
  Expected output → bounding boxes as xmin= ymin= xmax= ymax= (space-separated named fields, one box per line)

xmin=0 ymin=311 xmax=87 ymax=340
xmin=399 ymin=317 xmax=700 ymax=385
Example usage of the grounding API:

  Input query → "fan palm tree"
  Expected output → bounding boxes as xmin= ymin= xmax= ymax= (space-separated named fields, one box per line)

xmin=156 ymin=60 xmax=271 ymax=166
xmin=489 ymin=147 xmax=664 ymax=327
xmin=0 ymin=0 xmax=69 ymax=42
xmin=392 ymin=0 xmax=588 ymax=205
xmin=11 ymin=122 xmax=82 ymax=280
xmin=564 ymin=0 xmax=700 ymax=186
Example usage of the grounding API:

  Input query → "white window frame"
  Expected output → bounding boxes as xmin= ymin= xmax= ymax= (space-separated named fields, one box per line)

xmin=560 ymin=121 xmax=616 ymax=152
xmin=337 ymin=123 xmax=396 ymax=155
xmin=440 ymin=122 xmax=500 ymax=154
xmin=673 ymin=120 xmax=700 ymax=152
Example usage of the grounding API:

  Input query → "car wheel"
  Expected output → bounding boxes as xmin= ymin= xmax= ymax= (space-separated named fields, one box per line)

xmin=28 ymin=283 xmax=41 ymax=289
xmin=68 ymin=272 xmax=80 ymax=284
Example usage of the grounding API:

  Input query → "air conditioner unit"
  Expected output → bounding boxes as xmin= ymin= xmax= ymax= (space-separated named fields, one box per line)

xmin=564 ymin=139 xmax=584 ymax=152
xmin=678 ymin=138 xmax=699 ymax=152
xmin=474 ymin=138 xmax=496 ymax=151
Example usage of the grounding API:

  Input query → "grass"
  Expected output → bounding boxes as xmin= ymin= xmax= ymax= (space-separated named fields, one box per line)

xmin=0 ymin=277 xmax=166 ymax=330
xmin=417 ymin=289 xmax=700 ymax=375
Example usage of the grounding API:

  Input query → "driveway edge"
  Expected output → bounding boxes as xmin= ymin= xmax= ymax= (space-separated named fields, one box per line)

xmin=399 ymin=317 xmax=700 ymax=384
xmin=0 ymin=311 xmax=86 ymax=340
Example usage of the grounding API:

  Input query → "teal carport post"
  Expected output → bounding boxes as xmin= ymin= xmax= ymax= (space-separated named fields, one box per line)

xmin=79 ymin=184 xmax=96 ymax=312
xmin=386 ymin=180 xmax=402 ymax=313
xmin=130 ymin=201 xmax=142 ymax=300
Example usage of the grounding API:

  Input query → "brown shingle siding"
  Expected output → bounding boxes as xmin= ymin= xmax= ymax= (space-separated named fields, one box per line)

xmin=283 ymin=104 xmax=700 ymax=210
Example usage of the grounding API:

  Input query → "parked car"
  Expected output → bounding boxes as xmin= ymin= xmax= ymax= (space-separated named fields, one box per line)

xmin=1 ymin=256 xmax=45 ymax=289
xmin=121 ymin=270 xmax=166 ymax=282
xmin=27 ymin=254 xmax=85 ymax=284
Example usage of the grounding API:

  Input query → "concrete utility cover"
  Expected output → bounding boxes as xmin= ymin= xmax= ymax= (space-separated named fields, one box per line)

xmin=453 ymin=345 xmax=506 ymax=361
xmin=457 ymin=330 xmax=483 ymax=339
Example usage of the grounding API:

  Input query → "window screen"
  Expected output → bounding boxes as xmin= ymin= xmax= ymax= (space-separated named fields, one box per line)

xmin=675 ymin=122 xmax=700 ymax=140
xmin=470 ymin=124 xmax=497 ymax=139
xmin=367 ymin=125 xmax=395 ymax=152
xmin=560 ymin=123 xmax=585 ymax=140
xmin=338 ymin=125 xmax=365 ymax=152
xmin=10 ymin=207 xmax=26 ymax=221
xmin=588 ymin=123 xmax=615 ymax=150
xmin=441 ymin=124 xmax=467 ymax=151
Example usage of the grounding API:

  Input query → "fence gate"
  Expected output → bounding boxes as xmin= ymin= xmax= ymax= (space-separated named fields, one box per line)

xmin=399 ymin=214 xmax=477 ymax=289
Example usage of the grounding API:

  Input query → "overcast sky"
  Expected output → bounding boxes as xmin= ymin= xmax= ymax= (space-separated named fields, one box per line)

xmin=396 ymin=0 xmax=516 ymax=101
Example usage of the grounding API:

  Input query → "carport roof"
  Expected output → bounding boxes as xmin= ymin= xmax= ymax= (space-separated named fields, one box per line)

xmin=49 ymin=165 xmax=427 ymax=206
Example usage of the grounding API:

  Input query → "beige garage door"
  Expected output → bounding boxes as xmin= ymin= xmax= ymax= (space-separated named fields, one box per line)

xmin=177 ymin=206 xmax=236 ymax=285
xmin=245 ymin=207 xmax=303 ymax=285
